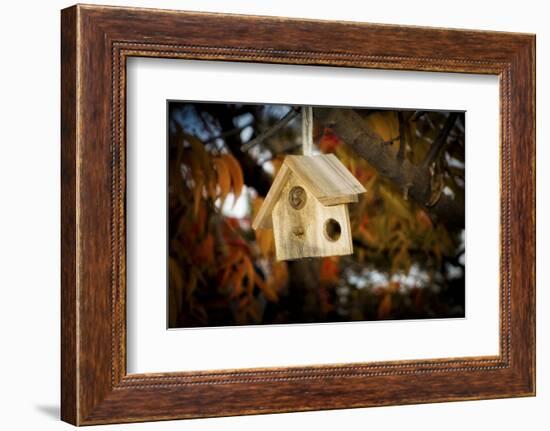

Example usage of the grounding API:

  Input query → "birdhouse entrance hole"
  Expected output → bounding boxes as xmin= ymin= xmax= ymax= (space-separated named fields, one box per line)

xmin=324 ymin=218 xmax=341 ymax=242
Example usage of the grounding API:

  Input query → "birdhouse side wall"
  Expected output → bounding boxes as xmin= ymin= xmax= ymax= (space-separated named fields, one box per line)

xmin=272 ymin=174 xmax=353 ymax=261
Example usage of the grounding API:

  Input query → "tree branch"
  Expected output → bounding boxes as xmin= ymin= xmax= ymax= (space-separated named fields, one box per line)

xmin=422 ymin=112 xmax=459 ymax=168
xmin=205 ymin=121 xmax=254 ymax=144
xmin=240 ymin=107 xmax=300 ymax=151
xmin=397 ymin=111 xmax=407 ymax=162
xmin=411 ymin=111 xmax=426 ymax=122
xmin=314 ymin=108 xmax=464 ymax=229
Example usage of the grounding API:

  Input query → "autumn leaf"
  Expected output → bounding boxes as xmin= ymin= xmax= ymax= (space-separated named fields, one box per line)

xmin=416 ymin=209 xmax=433 ymax=230
xmin=189 ymin=205 xmax=207 ymax=238
xmin=194 ymin=234 xmax=214 ymax=266
xmin=365 ymin=111 xmax=399 ymax=144
xmin=242 ymin=254 xmax=256 ymax=295
xmin=256 ymin=273 xmax=278 ymax=302
xmin=223 ymin=153 xmax=244 ymax=199
xmin=229 ymin=263 xmax=246 ymax=298
xmin=185 ymin=133 xmax=211 ymax=175
xmin=271 ymin=157 xmax=284 ymax=175
xmin=320 ymin=257 xmax=340 ymax=284
xmin=252 ymin=196 xmax=264 ymax=218
xmin=214 ymin=157 xmax=231 ymax=201
xmin=387 ymin=281 xmax=400 ymax=293
xmin=358 ymin=225 xmax=377 ymax=245
xmin=379 ymin=184 xmax=414 ymax=222
xmin=218 ymin=266 xmax=232 ymax=288
xmin=255 ymin=228 xmax=274 ymax=258
xmin=220 ymin=248 xmax=243 ymax=269
xmin=319 ymin=127 xmax=341 ymax=153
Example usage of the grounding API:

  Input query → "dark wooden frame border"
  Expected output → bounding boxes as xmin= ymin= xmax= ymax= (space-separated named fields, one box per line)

xmin=61 ymin=4 xmax=535 ymax=426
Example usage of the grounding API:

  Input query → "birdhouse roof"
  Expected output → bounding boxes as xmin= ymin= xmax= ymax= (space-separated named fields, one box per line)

xmin=252 ymin=154 xmax=366 ymax=229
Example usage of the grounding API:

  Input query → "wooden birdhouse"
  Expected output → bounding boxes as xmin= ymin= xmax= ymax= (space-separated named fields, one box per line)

xmin=252 ymin=154 xmax=366 ymax=261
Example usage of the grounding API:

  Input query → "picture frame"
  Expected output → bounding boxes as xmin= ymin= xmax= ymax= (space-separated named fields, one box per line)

xmin=61 ymin=4 xmax=535 ymax=425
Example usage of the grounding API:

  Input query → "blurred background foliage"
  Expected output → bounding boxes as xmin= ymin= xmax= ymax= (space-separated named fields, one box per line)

xmin=168 ymin=102 xmax=465 ymax=328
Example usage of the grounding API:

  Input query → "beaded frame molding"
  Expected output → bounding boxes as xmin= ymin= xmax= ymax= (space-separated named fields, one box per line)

xmin=61 ymin=4 xmax=535 ymax=425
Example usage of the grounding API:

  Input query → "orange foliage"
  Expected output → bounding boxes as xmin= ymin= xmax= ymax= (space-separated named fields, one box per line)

xmin=222 ymin=153 xmax=244 ymax=199
xmin=320 ymin=257 xmax=340 ymax=285
xmin=193 ymin=234 xmax=214 ymax=266
xmin=169 ymin=107 xmax=464 ymax=326
xmin=213 ymin=157 xmax=231 ymax=201
xmin=319 ymin=127 xmax=341 ymax=153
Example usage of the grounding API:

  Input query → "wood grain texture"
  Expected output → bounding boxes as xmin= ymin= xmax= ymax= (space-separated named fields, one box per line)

xmin=252 ymin=164 xmax=291 ymax=229
xmin=272 ymin=173 xmax=353 ymax=260
xmin=60 ymin=6 xmax=78 ymax=424
xmin=252 ymin=154 xmax=365 ymax=229
xmin=284 ymin=154 xmax=366 ymax=205
xmin=60 ymin=4 xmax=535 ymax=425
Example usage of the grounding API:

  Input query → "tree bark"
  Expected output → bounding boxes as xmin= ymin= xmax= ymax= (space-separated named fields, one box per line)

xmin=315 ymin=108 xmax=464 ymax=229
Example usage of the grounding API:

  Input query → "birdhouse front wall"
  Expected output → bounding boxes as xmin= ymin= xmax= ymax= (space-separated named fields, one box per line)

xmin=272 ymin=173 xmax=353 ymax=261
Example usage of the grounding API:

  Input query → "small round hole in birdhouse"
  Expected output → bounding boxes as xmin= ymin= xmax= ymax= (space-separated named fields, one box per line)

xmin=324 ymin=218 xmax=341 ymax=242
xmin=288 ymin=186 xmax=307 ymax=210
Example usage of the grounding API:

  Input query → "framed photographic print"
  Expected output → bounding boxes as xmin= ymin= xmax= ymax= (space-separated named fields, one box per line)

xmin=61 ymin=4 xmax=535 ymax=425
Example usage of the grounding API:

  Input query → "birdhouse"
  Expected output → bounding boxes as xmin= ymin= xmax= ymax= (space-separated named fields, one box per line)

xmin=252 ymin=154 xmax=366 ymax=261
